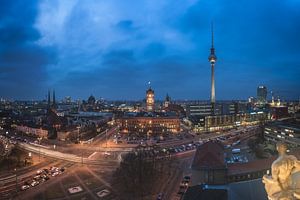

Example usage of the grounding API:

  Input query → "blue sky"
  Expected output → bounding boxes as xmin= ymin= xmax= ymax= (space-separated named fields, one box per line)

xmin=0 ymin=0 xmax=299 ymax=101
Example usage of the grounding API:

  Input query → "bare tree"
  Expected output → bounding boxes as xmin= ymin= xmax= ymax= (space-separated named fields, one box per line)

xmin=112 ymin=145 xmax=176 ymax=200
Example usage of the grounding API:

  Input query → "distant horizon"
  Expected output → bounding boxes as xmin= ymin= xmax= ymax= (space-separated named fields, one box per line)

xmin=1 ymin=95 xmax=299 ymax=103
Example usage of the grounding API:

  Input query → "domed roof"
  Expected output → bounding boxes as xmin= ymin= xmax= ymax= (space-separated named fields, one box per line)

xmin=88 ymin=95 xmax=96 ymax=104
xmin=165 ymin=93 xmax=170 ymax=101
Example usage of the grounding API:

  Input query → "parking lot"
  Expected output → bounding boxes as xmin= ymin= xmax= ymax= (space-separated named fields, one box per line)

xmin=18 ymin=164 xmax=117 ymax=200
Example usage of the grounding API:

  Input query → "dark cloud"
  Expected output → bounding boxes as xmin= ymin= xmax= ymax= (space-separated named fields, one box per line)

xmin=0 ymin=0 xmax=57 ymax=100
xmin=142 ymin=42 xmax=166 ymax=59
xmin=115 ymin=20 xmax=137 ymax=32
xmin=0 ymin=0 xmax=299 ymax=100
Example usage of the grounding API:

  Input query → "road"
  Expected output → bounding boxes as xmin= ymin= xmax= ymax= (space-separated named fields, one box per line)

xmin=17 ymin=142 xmax=121 ymax=165
xmin=0 ymin=160 xmax=75 ymax=200
xmin=0 ymin=124 xmax=261 ymax=200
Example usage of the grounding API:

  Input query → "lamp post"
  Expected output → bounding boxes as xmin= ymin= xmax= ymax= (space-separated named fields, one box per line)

xmin=14 ymin=168 xmax=18 ymax=194
xmin=37 ymin=137 xmax=42 ymax=162
xmin=77 ymin=126 xmax=80 ymax=143
xmin=105 ymin=129 xmax=108 ymax=150
xmin=79 ymin=140 xmax=83 ymax=165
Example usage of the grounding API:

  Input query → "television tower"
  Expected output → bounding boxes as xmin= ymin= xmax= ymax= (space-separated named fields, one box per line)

xmin=208 ymin=22 xmax=217 ymax=115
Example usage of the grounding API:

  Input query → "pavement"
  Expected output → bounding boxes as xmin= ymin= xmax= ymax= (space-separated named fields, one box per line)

xmin=16 ymin=164 xmax=118 ymax=200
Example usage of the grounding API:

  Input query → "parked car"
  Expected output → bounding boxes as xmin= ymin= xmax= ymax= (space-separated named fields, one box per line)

xmin=51 ymin=172 xmax=59 ymax=177
xmin=21 ymin=185 xmax=30 ymax=191
xmin=183 ymin=175 xmax=191 ymax=181
xmin=31 ymin=181 xmax=39 ymax=187
xmin=157 ymin=193 xmax=163 ymax=200
xmin=96 ymin=189 xmax=110 ymax=198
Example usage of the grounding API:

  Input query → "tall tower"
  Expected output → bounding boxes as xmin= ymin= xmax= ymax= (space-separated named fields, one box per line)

xmin=47 ymin=90 xmax=51 ymax=108
xmin=208 ymin=22 xmax=217 ymax=114
xmin=146 ymin=86 xmax=155 ymax=112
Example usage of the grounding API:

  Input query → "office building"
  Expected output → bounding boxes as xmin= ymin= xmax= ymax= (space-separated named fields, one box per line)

xmin=264 ymin=119 xmax=300 ymax=147
xmin=257 ymin=86 xmax=267 ymax=105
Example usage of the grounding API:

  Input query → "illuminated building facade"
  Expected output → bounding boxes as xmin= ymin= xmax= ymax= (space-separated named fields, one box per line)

xmin=269 ymin=105 xmax=289 ymax=120
xmin=187 ymin=103 xmax=221 ymax=116
xmin=117 ymin=87 xmax=180 ymax=136
xmin=264 ymin=120 xmax=300 ymax=147
xmin=146 ymin=87 xmax=155 ymax=112
xmin=117 ymin=112 xmax=180 ymax=136
xmin=190 ymin=112 xmax=267 ymax=132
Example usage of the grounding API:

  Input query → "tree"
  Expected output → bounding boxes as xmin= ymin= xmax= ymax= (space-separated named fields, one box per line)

xmin=112 ymin=146 xmax=176 ymax=200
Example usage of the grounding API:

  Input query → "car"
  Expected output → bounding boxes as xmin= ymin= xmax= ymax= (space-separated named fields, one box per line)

xmin=42 ymin=169 xmax=49 ymax=174
xmin=31 ymin=181 xmax=39 ymax=187
xmin=42 ymin=174 xmax=50 ymax=180
xmin=36 ymin=170 xmax=43 ymax=175
xmin=157 ymin=193 xmax=163 ymax=200
xmin=33 ymin=175 xmax=41 ymax=180
xmin=183 ymin=175 xmax=191 ymax=181
xmin=50 ymin=167 xmax=58 ymax=172
xmin=21 ymin=185 xmax=30 ymax=191
xmin=103 ymin=152 xmax=111 ymax=156
xmin=180 ymin=181 xmax=188 ymax=186
xmin=51 ymin=172 xmax=59 ymax=177
xmin=96 ymin=189 xmax=110 ymax=198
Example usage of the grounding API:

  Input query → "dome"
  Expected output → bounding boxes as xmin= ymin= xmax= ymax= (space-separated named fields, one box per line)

xmin=88 ymin=95 xmax=96 ymax=104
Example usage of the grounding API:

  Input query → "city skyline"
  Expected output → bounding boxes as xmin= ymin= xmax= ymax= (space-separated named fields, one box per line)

xmin=1 ymin=0 xmax=300 ymax=100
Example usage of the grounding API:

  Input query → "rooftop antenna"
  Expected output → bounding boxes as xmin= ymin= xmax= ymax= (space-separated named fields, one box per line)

xmin=211 ymin=21 xmax=214 ymax=49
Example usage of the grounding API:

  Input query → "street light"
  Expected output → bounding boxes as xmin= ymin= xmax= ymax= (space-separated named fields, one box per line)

xmin=37 ymin=137 xmax=42 ymax=162
xmin=14 ymin=168 xmax=18 ymax=194
xmin=80 ymin=141 xmax=83 ymax=165
xmin=77 ymin=126 xmax=81 ymax=143
xmin=105 ymin=129 xmax=108 ymax=150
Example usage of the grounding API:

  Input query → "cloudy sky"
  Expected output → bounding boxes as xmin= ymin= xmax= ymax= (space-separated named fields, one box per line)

xmin=0 ymin=0 xmax=299 ymax=101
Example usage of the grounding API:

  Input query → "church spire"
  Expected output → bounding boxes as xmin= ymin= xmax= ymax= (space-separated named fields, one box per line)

xmin=48 ymin=90 xmax=51 ymax=108
xmin=52 ymin=90 xmax=56 ymax=108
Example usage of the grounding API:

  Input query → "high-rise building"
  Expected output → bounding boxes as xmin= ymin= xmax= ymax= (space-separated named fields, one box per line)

xmin=257 ymin=86 xmax=267 ymax=105
xmin=47 ymin=90 xmax=51 ymax=108
xmin=208 ymin=23 xmax=217 ymax=114
xmin=146 ymin=87 xmax=155 ymax=112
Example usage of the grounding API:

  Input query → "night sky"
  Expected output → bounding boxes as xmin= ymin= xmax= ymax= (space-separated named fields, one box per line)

xmin=0 ymin=0 xmax=299 ymax=101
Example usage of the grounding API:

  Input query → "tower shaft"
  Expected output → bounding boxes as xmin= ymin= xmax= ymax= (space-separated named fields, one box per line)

xmin=211 ymin=63 xmax=215 ymax=104
xmin=208 ymin=22 xmax=217 ymax=115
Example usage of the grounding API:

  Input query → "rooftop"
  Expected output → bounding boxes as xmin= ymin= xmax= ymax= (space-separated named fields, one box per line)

xmin=122 ymin=111 xmax=178 ymax=118
xmin=266 ymin=118 xmax=300 ymax=130
xmin=192 ymin=141 xmax=226 ymax=170
xmin=183 ymin=185 xmax=228 ymax=200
